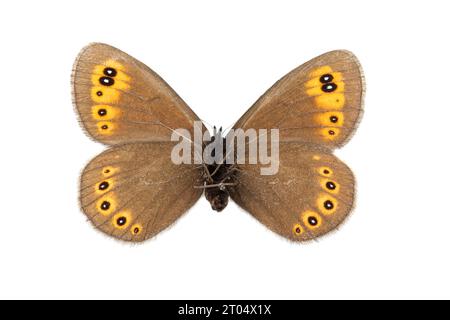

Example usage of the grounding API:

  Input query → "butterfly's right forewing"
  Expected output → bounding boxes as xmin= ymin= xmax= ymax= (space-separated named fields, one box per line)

xmin=233 ymin=50 xmax=364 ymax=148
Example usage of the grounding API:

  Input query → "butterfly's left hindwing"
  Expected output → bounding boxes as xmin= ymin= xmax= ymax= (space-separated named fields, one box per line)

xmin=80 ymin=142 xmax=203 ymax=242
xmin=229 ymin=144 xmax=355 ymax=241
xmin=72 ymin=43 xmax=203 ymax=144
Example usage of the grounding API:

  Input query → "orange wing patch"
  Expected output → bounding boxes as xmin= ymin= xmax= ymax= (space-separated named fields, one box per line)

xmin=305 ymin=65 xmax=346 ymax=109
xmin=89 ymin=61 xmax=131 ymax=135
xmin=305 ymin=66 xmax=348 ymax=141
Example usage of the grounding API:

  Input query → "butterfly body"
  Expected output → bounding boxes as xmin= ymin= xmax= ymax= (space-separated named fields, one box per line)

xmin=72 ymin=43 xmax=364 ymax=242
xmin=203 ymin=130 xmax=235 ymax=212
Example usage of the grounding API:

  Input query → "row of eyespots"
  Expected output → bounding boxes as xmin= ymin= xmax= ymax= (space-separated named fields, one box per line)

xmin=292 ymin=164 xmax=341 ymax=236
xmin=92 ymin=67 xmax=120 ymax=135
xmin=93 ymin=167 xmax=142 ymax=236
xmin=316 ymin=165 xmax=339 ymax=214
xmin=90 ymin=62 xmax=130 ymax=136
xmin=305 ymin=67 xmax=346 ymax=141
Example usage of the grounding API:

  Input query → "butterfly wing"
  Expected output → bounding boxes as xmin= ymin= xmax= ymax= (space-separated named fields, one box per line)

xmin=80 ymin=142 xmax=203 ymax=242
xmin=228 ymin=50 xmax=363 ymax=241
xmin=72 ymin=43 xmax=203 ymax=144
xmin=231 ymin=50 xmax=364 ymax=147
xmin=229 ymin=144 xmax=354 ymax=241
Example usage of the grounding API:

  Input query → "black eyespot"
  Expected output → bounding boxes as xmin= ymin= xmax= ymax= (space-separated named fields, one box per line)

xmin=99 ymin=181 xmax=109 ymax=190
xmin=323 ymin=169 xmax=330 ymax=175
xmin=326 ymin=181 xmax=336 ymax=190
xmin=101 ymin=125 xmax=108 ymax=130
xmin=133 ymin=227 xmax=140 ymax=234
xmin=324 ymin=200 xmax=334 ymax=210
xmin=308 ymin=216 xmax=318 ymax=226
xmin=295 ymin=227 xmax=302 ymax=234
xmin=322 ymin=83 xmax=337 ymax=92
xmin=103 ymin=67 xmax=117 ymax=77
xmin=98 ymin=109 xmax=107 ymax=116
xmin=104 ymin=169 xmax=110 ymax=174
xmin=99 ymin=76 xmax=114 ymax=86
xmin=330 ymin=116 xmax=338 ymax=123
xmin=101 ymin=201 xmax=110 ymax=210
xmin=96 ymin=91 xmax=103 ymax=96
xmin=117 ymin=217 xmax=127 ymax=226
xmin=320 ymin=74 xmax=334 ymax=83
xmin=328 ymin=130 xmax=335 ymax=135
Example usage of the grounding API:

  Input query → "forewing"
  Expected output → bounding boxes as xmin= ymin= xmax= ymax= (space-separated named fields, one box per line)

xmin=72 ymin=43 xmax=203 ymax=144
xmin=231 ymin=50 xmax=364 ymax=148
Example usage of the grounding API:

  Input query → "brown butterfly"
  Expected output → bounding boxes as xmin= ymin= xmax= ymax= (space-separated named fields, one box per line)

xmin=72 ymin=43 xmax=364 ymax=242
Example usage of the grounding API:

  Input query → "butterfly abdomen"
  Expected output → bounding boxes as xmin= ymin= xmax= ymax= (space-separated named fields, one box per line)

xmin=205 ymin=187 xmax=229 ymax=212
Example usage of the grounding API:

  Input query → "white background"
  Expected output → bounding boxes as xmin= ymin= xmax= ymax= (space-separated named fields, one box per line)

xmin=0 ymin=0 xmax=449 ymax=300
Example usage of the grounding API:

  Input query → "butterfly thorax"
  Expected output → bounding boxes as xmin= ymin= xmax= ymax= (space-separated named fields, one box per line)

xmin=204 ymin=130 xmax=236 ymax=212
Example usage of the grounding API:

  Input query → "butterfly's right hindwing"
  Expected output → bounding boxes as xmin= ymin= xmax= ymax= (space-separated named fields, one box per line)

xmin=229 ymin=144 xmax=355 ymax=242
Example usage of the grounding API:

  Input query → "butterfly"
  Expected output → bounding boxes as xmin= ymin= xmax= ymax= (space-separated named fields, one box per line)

xmin=72 ymin=43 xmax=364 ymax=242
